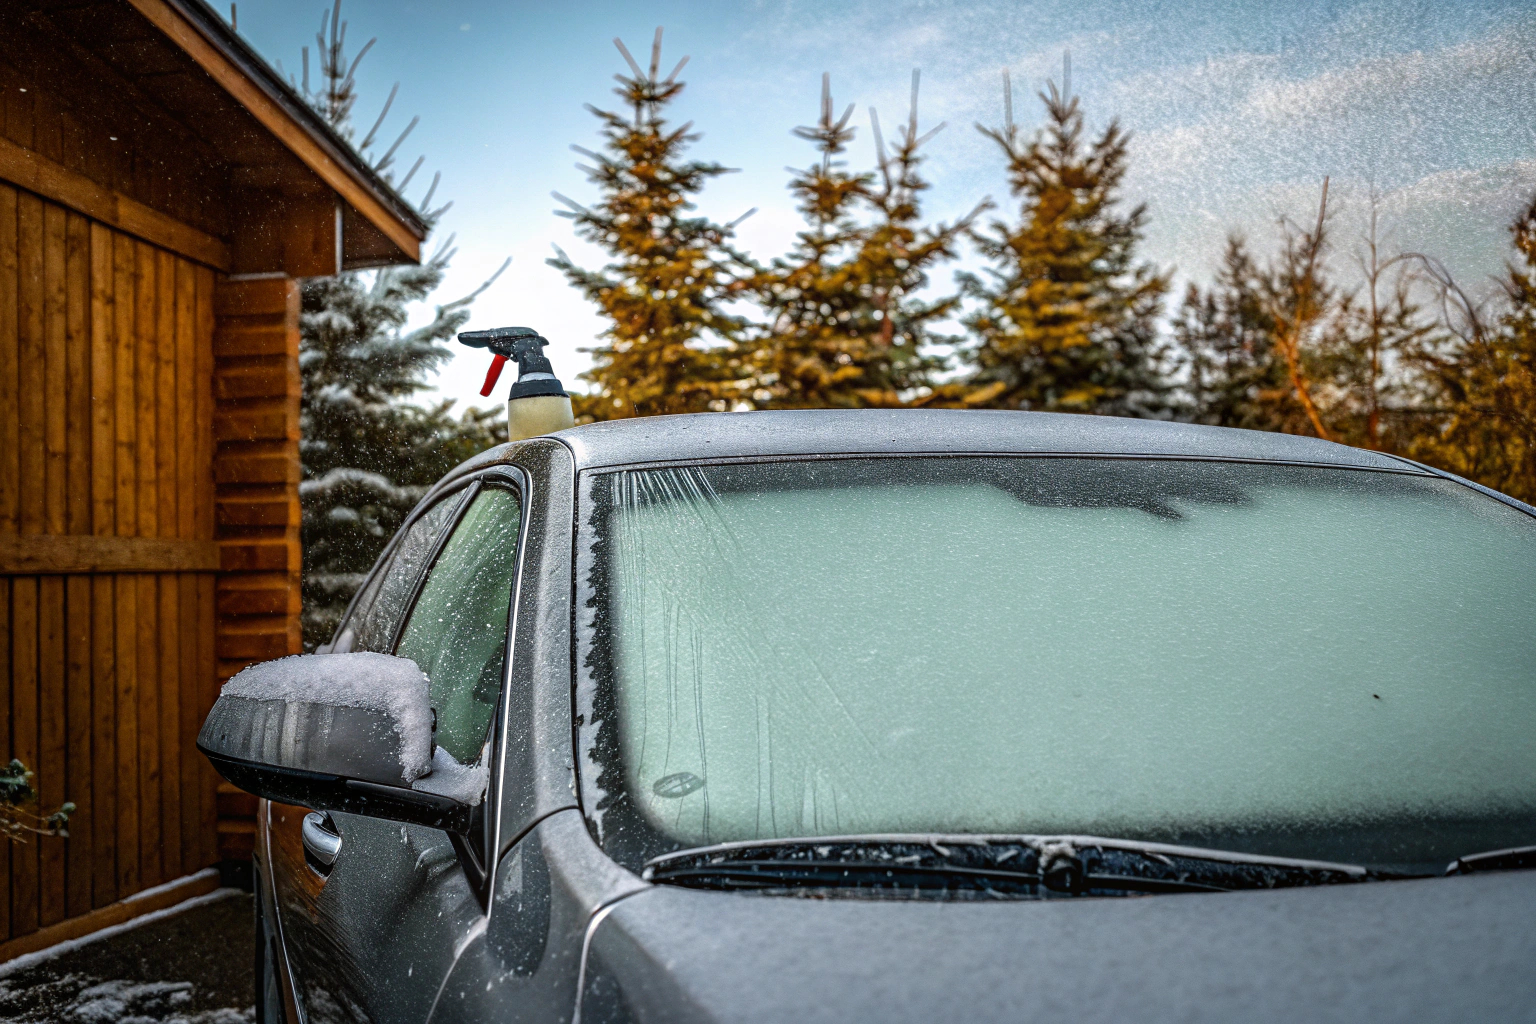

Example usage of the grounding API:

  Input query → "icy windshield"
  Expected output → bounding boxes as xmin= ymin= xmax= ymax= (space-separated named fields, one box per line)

xmin=575 ymin=457 xmax=1536 ymax=874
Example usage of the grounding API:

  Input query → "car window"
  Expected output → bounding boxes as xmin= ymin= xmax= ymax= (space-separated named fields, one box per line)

xmin=345 ymin=489 xmax=470 ymax=654
xmin=577 ymin=456 xmax=1536 ymax=875
xmin=396 ymin=484 xmax=523 ymax=765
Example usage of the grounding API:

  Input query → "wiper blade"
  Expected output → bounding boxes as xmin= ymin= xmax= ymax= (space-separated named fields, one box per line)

xmin=643 ymin=834 xmax=1388 ymax=899
xmin=1446 ymin=844 xmax=1536 ymax=876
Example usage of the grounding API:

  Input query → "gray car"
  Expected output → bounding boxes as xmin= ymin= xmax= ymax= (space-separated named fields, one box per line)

xmin=199 ymin=410 xmax=1536 ymax=1024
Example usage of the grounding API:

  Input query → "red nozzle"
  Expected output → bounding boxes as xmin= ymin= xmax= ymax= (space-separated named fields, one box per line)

xmin=480 ymin=353 xmax=509 ymax=397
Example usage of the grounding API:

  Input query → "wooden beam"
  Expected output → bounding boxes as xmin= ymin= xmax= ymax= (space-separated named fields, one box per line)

xmin=229 ymin=192 xmax=339 ymax=278
xmin=0 ymin=136 xmax=230 ymax=272
xmin=212 ymin=276 xmax=302 ymax=682
xmin=0 ymin=535 xmax=218 ymax=575
xmin=0 ymin=867 xmax=220 ymax=963
xmin=123 ymin=0 xmax=423 ymax=264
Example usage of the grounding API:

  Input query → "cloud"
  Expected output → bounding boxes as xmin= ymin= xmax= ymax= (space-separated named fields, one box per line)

xmin=1119 ymin=21 xmax=1536 ymax=191
xmin=1113 ymin=21 xmax=1536 ymax=287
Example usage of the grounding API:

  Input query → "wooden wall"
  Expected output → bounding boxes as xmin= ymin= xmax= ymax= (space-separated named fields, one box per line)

xmin=0 ymin=181 xmax=220 ymax=945
xmin=0 ymin=10 xmax=230 ymax=243
xmin=211 ymin=277 xmax=304 ymax=862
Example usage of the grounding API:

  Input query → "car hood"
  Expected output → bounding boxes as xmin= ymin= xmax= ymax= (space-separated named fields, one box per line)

xmin=585 ymin=870 xmax=1536 ymax=1023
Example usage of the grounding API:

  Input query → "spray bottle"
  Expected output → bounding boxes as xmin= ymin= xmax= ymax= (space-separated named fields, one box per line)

xmin=458 ymin=327 xmax=576 ymax=442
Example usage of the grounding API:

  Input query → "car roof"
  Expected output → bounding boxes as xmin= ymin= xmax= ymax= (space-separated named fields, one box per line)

xmin=540 ymin=409 xmax=1416 ymax=473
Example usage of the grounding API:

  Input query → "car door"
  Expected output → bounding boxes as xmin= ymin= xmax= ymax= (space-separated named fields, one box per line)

xmin=268 ymin=474 xmax=526 ymax=1024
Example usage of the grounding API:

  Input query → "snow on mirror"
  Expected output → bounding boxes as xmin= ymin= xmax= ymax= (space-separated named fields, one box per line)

xmin=199 ymin=652 xmax=435 ymax=788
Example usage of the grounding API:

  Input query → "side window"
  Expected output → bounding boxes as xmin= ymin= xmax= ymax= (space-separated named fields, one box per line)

xmin=396 ymin=484 xmax=522 ymax=765
xmin=343 ymin=489 xmax=469 ymax=654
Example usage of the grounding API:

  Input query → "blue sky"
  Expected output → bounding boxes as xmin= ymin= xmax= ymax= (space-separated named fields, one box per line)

xmin=233 ymin=0 xmax=1536 ymax=408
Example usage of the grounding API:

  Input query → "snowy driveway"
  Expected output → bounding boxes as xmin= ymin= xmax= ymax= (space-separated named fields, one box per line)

xmin=0 ymin=890 xmax=254 ymax=1024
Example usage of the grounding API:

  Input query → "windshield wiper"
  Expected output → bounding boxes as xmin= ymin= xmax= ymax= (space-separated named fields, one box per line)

xmin=1446 ymin=844 xmax=1536 ymax=876
xmin=643 ymin=834 xmax=1395 ymax=898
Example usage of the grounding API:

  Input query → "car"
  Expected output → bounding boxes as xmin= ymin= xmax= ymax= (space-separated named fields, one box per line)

xmin=199 ymin=408 xmax=1536 ymax=1024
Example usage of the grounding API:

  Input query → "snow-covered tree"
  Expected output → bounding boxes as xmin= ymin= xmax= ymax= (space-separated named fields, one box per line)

xmin=289 ymin=1 xmax=506 ymax=647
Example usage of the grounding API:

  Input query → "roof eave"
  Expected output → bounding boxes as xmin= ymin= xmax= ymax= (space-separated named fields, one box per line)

xmin=130 ymin=0 xmax=429 ymax=261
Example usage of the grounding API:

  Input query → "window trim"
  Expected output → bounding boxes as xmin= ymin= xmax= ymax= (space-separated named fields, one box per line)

xmin=386 ymin=479 xmax=483 ymax=656
xmin=478 ymin=465 xmax=533 ymax=912
xmin=379 ymin=466 xmax=530 ymax=908
xmin=327 ymin=478 xmax=478 ymax=652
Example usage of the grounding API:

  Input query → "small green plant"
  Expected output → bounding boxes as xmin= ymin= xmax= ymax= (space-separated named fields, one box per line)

xmin=1 ymin=759 xmax=74 ymax=842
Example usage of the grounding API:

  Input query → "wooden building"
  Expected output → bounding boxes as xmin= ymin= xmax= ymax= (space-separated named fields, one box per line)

xmin=0 ymin=0 xmax=426 ymax=956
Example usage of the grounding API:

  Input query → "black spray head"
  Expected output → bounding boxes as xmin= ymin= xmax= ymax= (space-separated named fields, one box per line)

xmin=458 ymin=327 xmax=568 ymax=399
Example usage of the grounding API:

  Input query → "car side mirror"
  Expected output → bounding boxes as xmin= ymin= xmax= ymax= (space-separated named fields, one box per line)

xmin=197 ymin=652 xmax=473 ymax=833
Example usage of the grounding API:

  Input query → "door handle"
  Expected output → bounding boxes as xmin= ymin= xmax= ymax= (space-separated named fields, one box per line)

xmin=301 ymin=812 xmax=342 ymax=875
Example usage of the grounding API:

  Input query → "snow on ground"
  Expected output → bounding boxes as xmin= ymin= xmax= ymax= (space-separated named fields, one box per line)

xmin=0 ymin=890 xmax=254 ymax=1024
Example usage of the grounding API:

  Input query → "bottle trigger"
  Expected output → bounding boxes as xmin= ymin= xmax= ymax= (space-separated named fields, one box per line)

xmin=480 ymin=353 xmax=509 ymax=397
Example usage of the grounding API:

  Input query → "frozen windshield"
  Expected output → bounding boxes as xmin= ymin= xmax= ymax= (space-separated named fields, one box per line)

xmin=575 ymin=457 xmax=1536 ymax=874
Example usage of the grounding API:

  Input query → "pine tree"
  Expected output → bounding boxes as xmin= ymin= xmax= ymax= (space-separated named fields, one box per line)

xmin=291 ymin=1 xmax=506 ymax=648
xmin=299 ymin=259 xmax=504 ymax=647
xmin=747 ymin=73 xmax=973 ymax=408
xmin=1317 ymin=201 xmax=1437 ymax=450
xmin=1405 ymin=195 xmax=1536 ymax=502
xmin=1173 ymin=237 xmax=1294 ymax=431
xmin=551 ymin=30 xmax=754 ymax=420
xmin=960 ymin=68 xmax=1169 ymax=416
xmin=1175 ymin=186 xmax=1435 ymax=448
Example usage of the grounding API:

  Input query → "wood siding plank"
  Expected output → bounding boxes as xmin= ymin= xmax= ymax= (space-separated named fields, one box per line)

xmin=175 ymin=260 xmax=200 ymax=872
xmin=174 ymin=262 xmax=195 ymax=542
xmin=64 ymin=213 xmax=90 ymax=538
xmin=193 ymin=268 xmax=213 ymax=543
xmin=155 ymin=250 xmax=180 ymax=880
xmin=197 ymin=574 xmax=216 ymax=867
xmin=154 ymin=251 xmax=176 ymax=538
xmin=111 ymin=233 xmax=138 ymax=900
xmin=0 ymin=582 xmax=10 ymax=940
xmin=63 ymin=211 xmax=91 ymax=918
xmin=0 ymin=184 xmax=17 ymax=536
xmin=137 ymin=567 xmax=160 ymax=887
xmin=63 ymin=574 xmax=91 ymax=918
xmin=177 ymin=571 xmax=198 ymax=872
xmin=43 ymin=204 xmax=65 ymax=535
xmin=88 ymin=224 xmax=114 ymax=538
xmin=11 ymin=188 xmax=42 ymax=938
xmin=0 ymin=178 xmax=13 ymax=942
xmin=112 ymin=572 xmax=139 ymax=900
xmin=194 ymin=268 xmax=216 ymax=869
xmin=10 ymin=577 xmax=38 ymax=936
xmin=36 ymin=575 xmax=64 ymax=927
xmin=89 ymin=575 xmax=114 ymax=909
xmin=157 ymin=571 xmax=180 ymax=880
xmin=133 ymin=241 xmax=161 ymax=888
xmin=37 ymin=203 xmax=67 ymax=927
xmin=17 ymin=192 xmax=42 ymax=537
xmin=134 ymin=242 xmax=158 ymax=541
xmin=87 ymin=223 xmax=115 ymax=909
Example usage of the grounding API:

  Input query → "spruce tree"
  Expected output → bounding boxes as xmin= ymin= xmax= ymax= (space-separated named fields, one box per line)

xmin=1405 ymin=195 xmax=1536 ymax=502
xmin=1318 ymin=203 xmax=1436 ymax=450
xmin=1174 ymin=186 xmax=1434 ymax=448
xmin=291 ymin=1 xmax=505 ymax=648
xmin=551 ymin=30 xmax=754 ymax=420
xmin=748 ymin=73 xmax=972 ymax=408
xmin=1172 ymin=237 xmax=1289 ymax=430
xmin=960 ymin=69 xmax=1169 ymax=416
